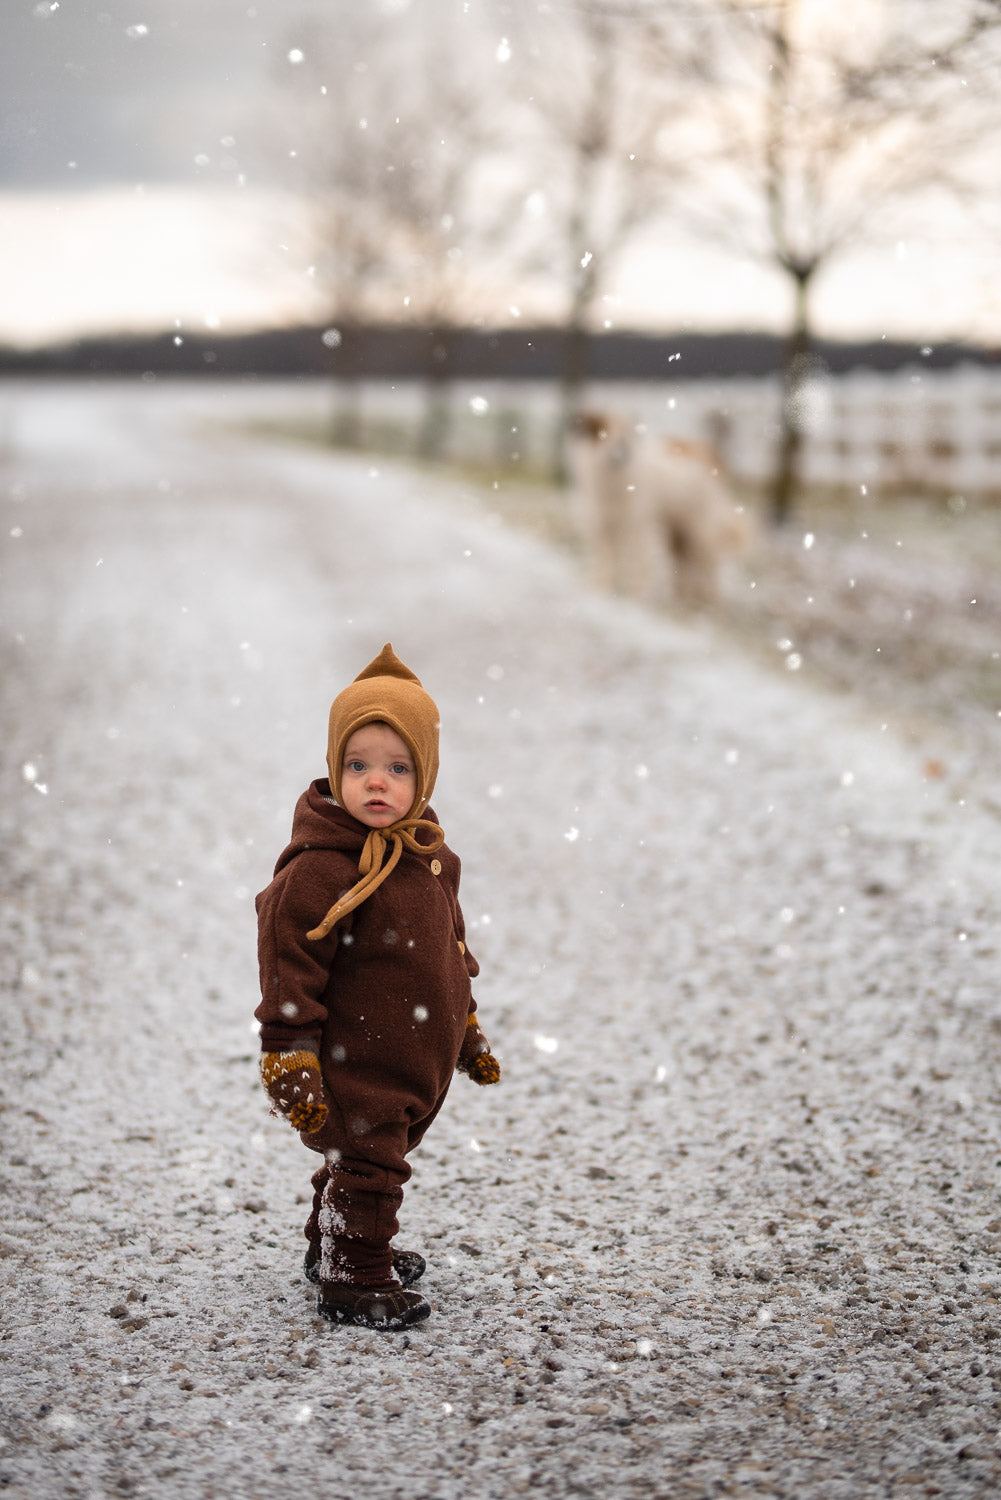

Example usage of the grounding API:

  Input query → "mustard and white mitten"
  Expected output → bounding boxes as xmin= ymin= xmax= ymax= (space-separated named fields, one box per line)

xmin=457 ymin=1014 xmax=501 ymax=1086
xmin=260 ymin=1050 xmax=328 ymax=1132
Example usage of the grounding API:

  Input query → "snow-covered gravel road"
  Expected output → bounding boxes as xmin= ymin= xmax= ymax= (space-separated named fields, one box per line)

xmin=2 ymin=379 xmax=1001 ymax=1500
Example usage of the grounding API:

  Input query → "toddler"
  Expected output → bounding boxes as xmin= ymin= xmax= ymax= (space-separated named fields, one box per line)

xmin=255 ymin=643 xmax=499 ymax=1330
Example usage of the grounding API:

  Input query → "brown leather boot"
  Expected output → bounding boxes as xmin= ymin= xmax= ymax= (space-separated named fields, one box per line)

xmin=316 ymin=1280 xmax=431 ymax=1330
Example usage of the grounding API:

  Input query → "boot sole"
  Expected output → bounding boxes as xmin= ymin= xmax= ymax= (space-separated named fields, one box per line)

xmin=316 ymin=1294 xmax=431 ymax=1331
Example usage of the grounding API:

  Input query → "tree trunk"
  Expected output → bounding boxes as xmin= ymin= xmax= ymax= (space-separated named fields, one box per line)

xmin=554 ymin=243 xmax=600 ymax=483
xmin=417 ymin=328 xmax=454 ymax=462
xmin=772 ymin=267 xmax=814 ymax=526
xmin=329 ymin=325 xmax=365 ymax=448
xmin=552 ymin=318 xmax=592 ymax=483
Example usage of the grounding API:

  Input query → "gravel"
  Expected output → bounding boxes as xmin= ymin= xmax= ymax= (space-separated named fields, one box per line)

xmin=2 ymin=378 xmax=1000 ymax=1499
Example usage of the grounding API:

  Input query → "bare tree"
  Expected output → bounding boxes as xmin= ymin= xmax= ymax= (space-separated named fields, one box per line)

xmin=640 ymin=0 xmax=996 ymax=522
xmin=275 ymin=1 xmax=518 ymax=456
xmin=369 ymin=36 xmax=520 ymax=459
xmin=498 ymin=1 xmax=703 ymax=472
xmin=270 ymin=9 xmax=409 ymax=441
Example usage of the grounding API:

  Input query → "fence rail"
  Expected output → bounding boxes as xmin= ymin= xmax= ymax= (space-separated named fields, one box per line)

xmin=323 ymin=364 xmax=1001 ymax=498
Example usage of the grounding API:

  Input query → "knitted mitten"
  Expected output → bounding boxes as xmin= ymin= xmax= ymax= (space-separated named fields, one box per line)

xmin=260 ymin=1050 xmax=328 ymax=1132
xmin=457 ymin=1014 xmax=501 ymax=1086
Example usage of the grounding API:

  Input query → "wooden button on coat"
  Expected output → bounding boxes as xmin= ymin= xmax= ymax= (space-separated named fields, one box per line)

xmin=430 ymin=858 xmax=442 ymax=875
xmin=457 ymin=941 xmax=465 ymax=955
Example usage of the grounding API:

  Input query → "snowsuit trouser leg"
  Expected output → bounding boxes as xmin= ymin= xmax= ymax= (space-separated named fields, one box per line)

xmin=306 ymin=1116 xmax=414 ymax=1285
xmin=302 ymin=1084 xmax=451 ymax=1285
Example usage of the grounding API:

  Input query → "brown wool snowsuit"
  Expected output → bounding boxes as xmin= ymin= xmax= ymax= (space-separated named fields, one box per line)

xmin=255 ymin=781 xmax=478 ymax=1273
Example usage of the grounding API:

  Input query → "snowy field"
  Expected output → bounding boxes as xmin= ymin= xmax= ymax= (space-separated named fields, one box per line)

xmin=2 ymin=378 xmax=1001 ymax=1500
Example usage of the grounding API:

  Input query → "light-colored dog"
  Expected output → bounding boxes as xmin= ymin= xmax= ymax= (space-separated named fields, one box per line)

xmin=566 ymin=410 xmax=753 ymax=606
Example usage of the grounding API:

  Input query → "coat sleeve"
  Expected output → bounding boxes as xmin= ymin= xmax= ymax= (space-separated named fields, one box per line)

xmin=255 ymin=852 xmax=344 ymax=1051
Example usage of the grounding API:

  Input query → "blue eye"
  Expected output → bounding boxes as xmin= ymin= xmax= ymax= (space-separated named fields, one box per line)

xmin=345 ymin=759 xmax=364 ymax=773
xmin=391 ymin=763 xmax=411 ymax=776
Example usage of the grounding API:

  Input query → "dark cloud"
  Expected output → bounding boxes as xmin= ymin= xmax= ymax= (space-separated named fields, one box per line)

xmin=1 ymin=0 xmax=301 ymax=187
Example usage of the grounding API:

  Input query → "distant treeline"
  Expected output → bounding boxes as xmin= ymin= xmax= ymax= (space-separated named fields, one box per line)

xmin=1 ymin=323 xmax=996 ymax=381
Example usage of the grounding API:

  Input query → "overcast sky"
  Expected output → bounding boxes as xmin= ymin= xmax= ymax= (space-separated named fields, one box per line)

xmin=0 ymin=0 xmax=346 ymax=341
xmin=2 ymin=0 xmax=304 ymax=188
xmin=2 ymin=0 xmax=999 ymax=348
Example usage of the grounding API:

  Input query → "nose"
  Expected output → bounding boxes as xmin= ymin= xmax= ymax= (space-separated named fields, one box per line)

xmin=366 ymin=765 xmax=387 ymax=789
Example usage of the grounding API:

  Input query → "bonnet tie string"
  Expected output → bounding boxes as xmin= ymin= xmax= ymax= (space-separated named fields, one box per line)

xmin=306 ymin=816 xmax=445 ymax=941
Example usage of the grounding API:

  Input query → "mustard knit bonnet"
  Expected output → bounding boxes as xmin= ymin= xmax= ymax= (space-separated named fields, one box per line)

xmin=307 ymin=643 xmax=445 ymax=940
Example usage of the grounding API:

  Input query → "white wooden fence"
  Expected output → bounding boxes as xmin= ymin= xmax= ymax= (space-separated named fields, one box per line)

xmin=325 ymin=362 xmax=1001 ymax=498
xmin=585 ymin=364 xmax=1001 ymax=498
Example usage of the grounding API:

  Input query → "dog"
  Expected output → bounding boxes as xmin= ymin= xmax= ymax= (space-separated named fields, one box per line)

xmin=566 ymin=410 xmax=753 ymax=607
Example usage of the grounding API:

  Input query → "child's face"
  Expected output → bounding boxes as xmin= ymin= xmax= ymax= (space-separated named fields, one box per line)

xmin=340 ymin=723 xmax=417 ymax=828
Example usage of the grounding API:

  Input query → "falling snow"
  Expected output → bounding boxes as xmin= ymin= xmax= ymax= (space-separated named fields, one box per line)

xmin=2 ymin=382 xmax=1001 ymax=1499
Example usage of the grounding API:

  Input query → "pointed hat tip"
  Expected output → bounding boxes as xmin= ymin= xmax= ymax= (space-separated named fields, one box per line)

xmin=354 ymin=642 xmax=421 ymax=685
